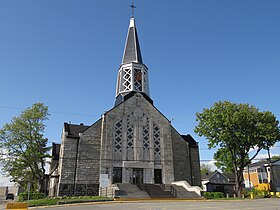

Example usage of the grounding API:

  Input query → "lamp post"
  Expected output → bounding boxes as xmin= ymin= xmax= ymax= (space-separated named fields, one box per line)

xmin=247 ymin=164 xmax=252 ymax=189
xmin=267 ymin=147 xmax=275 ymax=192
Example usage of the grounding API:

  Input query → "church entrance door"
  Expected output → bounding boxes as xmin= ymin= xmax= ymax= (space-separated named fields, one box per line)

xmin=154 ymin=169 xmax=162 ymax=184
xmin=132 ymin=168 xmax=143 ymax=184
xmin=113 ymin=167 xmax=122 ymax=183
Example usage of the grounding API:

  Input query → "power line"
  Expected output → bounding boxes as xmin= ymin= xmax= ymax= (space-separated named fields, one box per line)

xmin=0 ymin=106 xmax=196 ymax=124
xmin=1 ymin=152 xmax=277 ymax=163
xmin=0 ymin=105 xmax=100 ymax=118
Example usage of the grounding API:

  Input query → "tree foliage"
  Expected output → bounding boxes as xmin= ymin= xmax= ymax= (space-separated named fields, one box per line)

xmin=213 ymin=148 xmax=235 ymax=173
xmin=0 ymin=103 xmax=50 ymax=192
xmin=272 ymin=155 xmax=280 ymax=160
xmin=194 ymin=101 xmax=280 ymax=196
xmin=200 ymin=163 xmax=214 ymax=175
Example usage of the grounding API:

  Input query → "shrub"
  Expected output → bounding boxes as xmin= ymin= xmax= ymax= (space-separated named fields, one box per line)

xmin=204 ymin=192 xmax=225 ymax=199
xmin=19 ymin=192 xmax=46 ymax=201
xmin=249 ymin=188 xmax=270 ymax=198
xmin=28 ymin=198 xmax=58 ymax=207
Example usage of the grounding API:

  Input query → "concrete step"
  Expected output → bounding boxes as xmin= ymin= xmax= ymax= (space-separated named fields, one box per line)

xmin=116 ymin=183 xmax=150 ymax=198
xmin=141 ymin=184 xmax=175 ymax=198
xmin=169 ymin=185 xmax=202 ymax=198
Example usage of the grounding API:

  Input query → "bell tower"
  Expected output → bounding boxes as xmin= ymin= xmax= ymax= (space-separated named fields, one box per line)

xmin=115 ymin=17 xmax=151 ymax=106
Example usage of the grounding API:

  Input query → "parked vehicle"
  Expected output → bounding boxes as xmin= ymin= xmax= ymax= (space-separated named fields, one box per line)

xmin=6 ymin=193 xmax=14 ymax=200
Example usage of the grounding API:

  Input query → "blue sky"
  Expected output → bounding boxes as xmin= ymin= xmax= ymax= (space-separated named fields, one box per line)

xmin=1 ymin=0 xmax=280 ymax=184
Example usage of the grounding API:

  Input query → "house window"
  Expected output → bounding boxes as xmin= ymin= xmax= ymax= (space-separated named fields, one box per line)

xmin=267 ymin=168 xmax=271 ymax=172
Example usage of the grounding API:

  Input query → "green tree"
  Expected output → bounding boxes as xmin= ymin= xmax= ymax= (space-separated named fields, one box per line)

xmin=213 ymin=148 xmax=235 ymax=173
xmin=200 ymin=163 xmax=214 ymax=175
xmin=0 ymin=103 xmax=50 ymax=192
xmin=271 ymin=155 xmax=280 ymax=160
xmin=213 ymin=148 xmax=250 ymax=174
xmin=194 ymin=101 xmax=280 ymax=196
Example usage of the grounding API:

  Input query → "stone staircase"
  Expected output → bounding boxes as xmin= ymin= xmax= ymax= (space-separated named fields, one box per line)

xmin=115 ymin=183 xmax=203 ymax=199
xmin=115 ymin=183 xmax=150 ymax=198
xmin=168 ymin=185 xmax=202 ymax=198
xmin=139 ymin=184 xmax=175 ymax=198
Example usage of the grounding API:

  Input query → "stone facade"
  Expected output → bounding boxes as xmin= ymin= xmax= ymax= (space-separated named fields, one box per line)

xmin=103 ymin=92 xmax=175 ymax=185
xmin=172 ymin=128 xmax=191 ymax=183
xmin=48 ymin=16 xmax=201 ymax=197
xmin=56 ymin=122 xmax=102 ymax=196
xmin=49 ymin=92 xmax=201 ymax=196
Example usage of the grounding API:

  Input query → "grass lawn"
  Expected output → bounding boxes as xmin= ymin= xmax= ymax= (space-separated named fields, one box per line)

xmin=27 ymin=196 xmax=113 ymax=207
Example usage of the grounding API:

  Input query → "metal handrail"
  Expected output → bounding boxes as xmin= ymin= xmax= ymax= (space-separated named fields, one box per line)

xmin=170 ymin=186 xmax=177 ymax=197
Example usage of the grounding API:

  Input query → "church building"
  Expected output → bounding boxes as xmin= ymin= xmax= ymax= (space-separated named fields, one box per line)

xmin=49 ymin=16 xmax=201 ymax=197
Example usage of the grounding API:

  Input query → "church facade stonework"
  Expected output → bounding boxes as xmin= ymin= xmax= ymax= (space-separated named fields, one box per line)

xmin=49 ymin=17 xmax=201 ymax=197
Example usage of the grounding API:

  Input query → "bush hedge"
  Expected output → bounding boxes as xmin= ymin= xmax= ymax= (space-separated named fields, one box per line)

xmin=203 ymin=192 xmax=225 ymax=199
xmin=19 ymin=192 xmax=46 ymax=201
xmin=27 ymin=196 xmax=113 ymax=207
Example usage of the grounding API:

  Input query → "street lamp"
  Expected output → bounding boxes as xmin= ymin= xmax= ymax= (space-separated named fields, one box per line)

xmin=267 ymin=147 xmax=275 ymax=192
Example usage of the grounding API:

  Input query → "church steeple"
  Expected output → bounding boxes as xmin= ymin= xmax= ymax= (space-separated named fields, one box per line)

xmin=122 ymin=18 xmax=143 ymax=64
xmin=115 ymin=17 xmax=151 ymax=106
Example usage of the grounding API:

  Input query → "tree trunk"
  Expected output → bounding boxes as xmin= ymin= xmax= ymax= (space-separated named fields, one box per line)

xmin=38 ymin=178 xmax=45 ymax=193
xmin=235 ymin=170 xmax=243 ymax=197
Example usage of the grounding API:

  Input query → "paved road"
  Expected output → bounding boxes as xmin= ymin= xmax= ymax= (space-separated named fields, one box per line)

xmin=0 ymin=196 xmax=7 ymax=210
xmin=30 ymin=199 xmax=280 ymax=210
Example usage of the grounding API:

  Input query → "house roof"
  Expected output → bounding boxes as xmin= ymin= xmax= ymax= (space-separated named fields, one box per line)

xmin=223 ymin=173 xmax=236 ymax=182
xmin=51 ymin=143 xmax=61 ymax=160
xmin=115 ymin=91 xmax=153 ymax=107
xmin=201 ymin=172 xmax=216 ymax=180
xmin=64 ymin=122 xmax=90 ymax=138
xmin=181 ymin=134 xmax=198 ymax=147
xmin=206 ymin=182 xmax=236 ymax=186
xmin=248 ymin=159 xmax=280 ymax=168
xmin=201 ymin=171 xmax=235 ymax=182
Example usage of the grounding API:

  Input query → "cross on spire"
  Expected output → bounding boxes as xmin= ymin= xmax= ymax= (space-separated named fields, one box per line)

xmin=129 ymin=0 xmax=136 ymax=17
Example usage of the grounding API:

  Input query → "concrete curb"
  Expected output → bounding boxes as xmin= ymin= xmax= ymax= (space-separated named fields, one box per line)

xmin=114 ymin=197 xmax=206 ymax=201
xmin=29 ymin=197 xmax=274 ymax=209
xmin=29 ymin=199 xmax=207 ymax=209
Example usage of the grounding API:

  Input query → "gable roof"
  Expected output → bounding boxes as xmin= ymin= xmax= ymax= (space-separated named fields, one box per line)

xmin=181 ymin=134 xmax=198 ymax=147
xmin=223 ymin=173 xmax=236 ymax=182
xmin=64 ymin=122 xmax=90 ymax=138
xmin=201 ymin=172 xmax=216 ymax=180
xmin=248 ymin=159 xmax=280 ymax=168
xmin=201 ymin=171 xmax=235 ymax=182
xmin=115 ymin=91 xmax=153 ymax=107
xmin=51 ymin=142 xmax=61 ymax=160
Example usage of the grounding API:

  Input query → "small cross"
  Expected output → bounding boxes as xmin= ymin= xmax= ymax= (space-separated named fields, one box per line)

xmin=129 ymin=0 xmax=136 ymax=17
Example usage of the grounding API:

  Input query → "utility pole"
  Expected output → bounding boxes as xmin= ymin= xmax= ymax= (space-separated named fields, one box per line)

xmin=267 ymin=147 xmax=275 ymax=192
xmin=247 ymin=164 xmax=252 ymax=189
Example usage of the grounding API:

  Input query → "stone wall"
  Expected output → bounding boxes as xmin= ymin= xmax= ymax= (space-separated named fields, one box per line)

xmin=189 ymin=145 xmax=201 ymax=186
xmin=272 ymin=165 xmax=280 ymax=191
xmin=57 ymin=121 xmax=102 ymax=196
xmin=0 ymin=187 xmax=8 ymax=196
xmin=171 ymin=127 xmax=191 ymax=183
xmin=101 ymin=93 xmax=174 ymax=184
xmin=74 ymin=120 xmax=102 ymax=196
xmin=57 ymin=133 xmax=79 ymax=196
xmin=56 ymin=92 xmax=201 ymax=196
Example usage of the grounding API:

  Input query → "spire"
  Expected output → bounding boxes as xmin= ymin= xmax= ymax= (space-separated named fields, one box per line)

xmin=115 ymin=16 xmax=152 ymax=107
xmin=122 ymin=17 xmax=143 ymax=64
